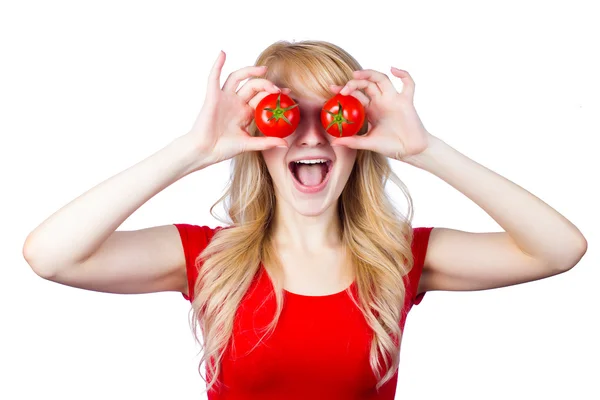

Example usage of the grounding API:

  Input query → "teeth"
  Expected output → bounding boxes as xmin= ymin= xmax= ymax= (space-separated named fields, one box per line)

xmin=294 ymin=159 xmax=328 ymax=164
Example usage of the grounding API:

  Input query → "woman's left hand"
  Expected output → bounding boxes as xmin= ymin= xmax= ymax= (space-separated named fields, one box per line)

xmin=330 ymin=67 xmax=432 ymax=161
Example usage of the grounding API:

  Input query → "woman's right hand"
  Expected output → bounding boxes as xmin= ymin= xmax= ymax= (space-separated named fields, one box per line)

xmin=185 ymin=50 xmax=291 ymax=168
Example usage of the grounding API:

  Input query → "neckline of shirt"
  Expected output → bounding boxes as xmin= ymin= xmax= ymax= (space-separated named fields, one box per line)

xmin=259 ymin=263 xmax=356 ymax=299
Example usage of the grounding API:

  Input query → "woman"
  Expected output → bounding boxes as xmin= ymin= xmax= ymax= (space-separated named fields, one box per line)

xmin=22 ymin=40 xmax=587 ymax=399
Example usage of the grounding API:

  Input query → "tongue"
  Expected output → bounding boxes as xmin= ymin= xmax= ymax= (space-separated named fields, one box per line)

xmin=296 ymin=163 xmax=327 ymax=187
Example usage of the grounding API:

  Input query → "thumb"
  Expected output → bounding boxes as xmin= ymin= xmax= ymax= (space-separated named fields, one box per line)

xmin=331 ymin=135 xmax=368 ymax=150
xmin=244 ymin=136 xmax=289 ymax=152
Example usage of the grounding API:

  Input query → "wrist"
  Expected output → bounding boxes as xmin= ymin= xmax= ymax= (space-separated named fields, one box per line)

xmin=170 ymin=134 xmax=213 ymax=177
xmin=400 ymin=133 xmax=442 ymax=168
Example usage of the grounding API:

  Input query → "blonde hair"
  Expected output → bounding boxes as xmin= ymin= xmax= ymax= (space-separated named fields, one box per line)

xmin=189 ymin=40 xmax=415 ymax=394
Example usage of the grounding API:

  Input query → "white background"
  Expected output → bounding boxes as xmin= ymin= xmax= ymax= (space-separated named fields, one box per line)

xmin=2 ymin=0 xmax=598 ymax=399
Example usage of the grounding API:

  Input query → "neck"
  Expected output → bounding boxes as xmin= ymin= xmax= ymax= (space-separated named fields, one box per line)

xmin=271 ymin=202 xmax=344 ymax=253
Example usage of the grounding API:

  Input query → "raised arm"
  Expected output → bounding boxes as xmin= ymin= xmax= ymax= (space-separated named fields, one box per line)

xmin=22 ymin=50 xmax=289 ymax=296
xmin=22 ymin=135 xmax=205 ymax=294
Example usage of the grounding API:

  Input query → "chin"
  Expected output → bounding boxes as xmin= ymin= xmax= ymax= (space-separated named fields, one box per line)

xmin=288 ymin=196 xmax=337 ymax=217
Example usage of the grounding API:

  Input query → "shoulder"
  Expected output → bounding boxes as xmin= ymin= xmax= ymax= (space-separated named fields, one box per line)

xmin=173 ymin=224 xmax=226 ymax=256
xmin=174 ymin=224 xmax=226 ymax=301
xmin=411 ymin=226 xmax=434 ymax=258
xmin=406 ymin=226 xmax=435 ymax=305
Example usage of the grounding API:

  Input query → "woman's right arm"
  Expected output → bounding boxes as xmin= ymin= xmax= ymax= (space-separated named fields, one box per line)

xmin=22 ymin=50 xmax=289 ymax=296
xmin=22 ymin=134 xmax=208 ymax=295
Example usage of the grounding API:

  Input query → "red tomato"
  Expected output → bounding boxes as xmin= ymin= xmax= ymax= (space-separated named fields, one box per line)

xmin=320 ymin=94 xmax=365 ymax=137
xmin=255 ymin=93 xmax=300 ymax=138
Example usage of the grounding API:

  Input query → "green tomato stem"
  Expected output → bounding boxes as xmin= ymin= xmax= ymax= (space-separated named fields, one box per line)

xmin=264 ymin=93 xmax=298 ymax=126
xmin=325 ymin=101 xmax=354 ymax=136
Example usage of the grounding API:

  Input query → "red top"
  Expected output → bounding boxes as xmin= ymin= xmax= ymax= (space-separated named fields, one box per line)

xmin=175 ymin=224 xmax=433 ymax=400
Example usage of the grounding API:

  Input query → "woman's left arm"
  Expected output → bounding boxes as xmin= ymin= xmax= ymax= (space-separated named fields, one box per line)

xmin=404 ymin=133 xmax=587 ymax=294
xmin=332 ymin=67 xmax=587 ymax=294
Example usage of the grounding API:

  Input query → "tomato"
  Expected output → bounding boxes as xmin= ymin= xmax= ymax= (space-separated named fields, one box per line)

xmin=255 ymin=93 xmax=300 ymax=138
xmin=320 ymin=94 xmax=365 ymax=137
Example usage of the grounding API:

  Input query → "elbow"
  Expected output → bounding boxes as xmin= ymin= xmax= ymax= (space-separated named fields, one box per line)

xmin=554 ymin=235 xmax=588 ymax=272
xmin=573 ymin=235 xmax=588 ymax=266
xmin=22 ymin=241 xmax=56 ymax=280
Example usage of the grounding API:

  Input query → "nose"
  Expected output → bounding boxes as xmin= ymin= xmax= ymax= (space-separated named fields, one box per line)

xmin=293 ymin=117 xmax=330 ymax=147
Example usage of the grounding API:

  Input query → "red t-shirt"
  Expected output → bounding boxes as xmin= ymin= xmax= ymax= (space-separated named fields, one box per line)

xmin=175 ymin=224 xmax=433 ymax=400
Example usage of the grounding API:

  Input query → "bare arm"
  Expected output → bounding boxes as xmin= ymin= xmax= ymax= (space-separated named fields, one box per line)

xmin=22 ymin=134 xmax=206 ymax=292
xmin=412 ymin=136 xmax=586 ymax=295
xmin=22 ymin=51 xmax=288 ymax=296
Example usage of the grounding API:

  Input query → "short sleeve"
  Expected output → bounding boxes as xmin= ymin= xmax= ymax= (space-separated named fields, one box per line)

xmin=173 ymin=224 xmax=223 ymax=302
xmin=407 ymin=226 xmax=434 ymax=306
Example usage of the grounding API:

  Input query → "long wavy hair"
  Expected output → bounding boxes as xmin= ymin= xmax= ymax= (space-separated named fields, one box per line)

xmin=189 ymin=40 xmax=416 ymax=394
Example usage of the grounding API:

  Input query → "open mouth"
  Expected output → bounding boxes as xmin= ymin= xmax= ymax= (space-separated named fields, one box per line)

xmin=288 ymin=160 xmax=333 ymax=191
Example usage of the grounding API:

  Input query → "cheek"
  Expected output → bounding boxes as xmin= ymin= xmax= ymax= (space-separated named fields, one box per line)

xmin=335 ymin=147 xmax=357 ymax=167
xmin=261 ymin=149 xmax=287 ymax=177
xmin=261 ymin=147 xmax=283 ymax=162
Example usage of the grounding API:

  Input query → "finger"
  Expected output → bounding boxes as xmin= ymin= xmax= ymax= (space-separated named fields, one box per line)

xmin=350 ymin=90 xmax=370 ymax=107
xmin=248 ymin=87 xmax=292 ymax=109
xmin=390 ymin=67 xmax=415 ymax=99
xmin=207 ymin=50 xmax=226 ymax=96
xmin=329 ymin=84 xmax=342 ymax=96
xmin=339 ymin=79 xmax=381 ymax=99
xmin=222 ymin=65 xmax=268 ymax=92
xmin=237 ymin=78 xmax=281 ymax=102
xmin=243 ymin=134 xmax=289 ymax=152
xmin=330 ymin=85 xmax=370 ymax=107
xmin=330 ymin=134 xmax=374 ymax=151
xmin=351 ymin=69 xmax=396 ymax=94
xmin=248 ymin=91 xmax=271 ymax=109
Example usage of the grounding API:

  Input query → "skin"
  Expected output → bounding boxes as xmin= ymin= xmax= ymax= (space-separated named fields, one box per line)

xmin=261 ymin=93 xmax=356 ymax=254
